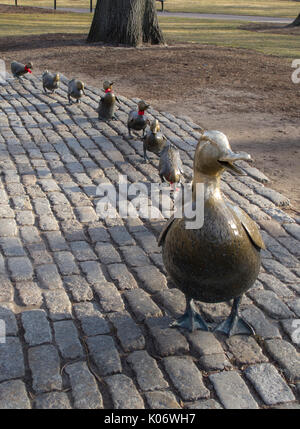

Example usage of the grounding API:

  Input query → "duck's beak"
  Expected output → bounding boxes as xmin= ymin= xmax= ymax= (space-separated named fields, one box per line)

xmin=218 ymin=151 xmax=251 ymax=175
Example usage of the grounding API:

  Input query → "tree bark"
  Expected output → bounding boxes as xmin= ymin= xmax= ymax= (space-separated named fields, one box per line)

xmin=87 ymin=0 xmax=165 ymax=46
xmin=287 ymin=13 xmax=300 ymax=27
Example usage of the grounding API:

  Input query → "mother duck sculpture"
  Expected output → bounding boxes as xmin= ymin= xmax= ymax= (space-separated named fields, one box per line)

xmin=158 ymin=130 xmax=265 ymax=336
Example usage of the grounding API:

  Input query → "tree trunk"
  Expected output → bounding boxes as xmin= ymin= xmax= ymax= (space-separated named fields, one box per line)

xmin=287 ymin=13 xmax=300 ymax=27
xmin=87 ymin=0 xmax=165 ymax=46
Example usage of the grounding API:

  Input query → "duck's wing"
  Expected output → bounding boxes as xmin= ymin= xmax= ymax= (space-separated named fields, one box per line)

xmin=226 ymin=201 xmax=265 ymax=250
xmin=157 ymin=214 xmax=176 ymax=246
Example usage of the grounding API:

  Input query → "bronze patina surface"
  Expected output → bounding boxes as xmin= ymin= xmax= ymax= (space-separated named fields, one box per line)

xmin=42 ymin=70 xmax=60 ymax=94
xmin=159 ymin=143 xmax=184 ymax=185
xmin=11 ymin=60 xmax=33 ymax=77
xmin=127 ymin=100 xmax=150 ymax=137
xmin=68 ymin=78 xmax=85 ymax=104
xmin=97 ymin=80 xmax=119 ymax=121
xmin=158 ymin=130 xmax=265 ymax=335
xmin=142 ymin=119 xmax=168 ymax=162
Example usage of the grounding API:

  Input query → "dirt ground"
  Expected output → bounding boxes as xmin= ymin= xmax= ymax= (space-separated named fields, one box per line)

xmin=0 ymin=5 xmax=299 ymax=213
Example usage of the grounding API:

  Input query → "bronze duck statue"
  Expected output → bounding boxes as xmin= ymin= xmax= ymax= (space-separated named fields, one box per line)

xmin=11 ymin=61 xmax=33 ymax=78
xmin=127 ymin=100 xmax=150 ymax=138
xmin=97 ymin=80 xmax=119 ymax=121
xmin=159 ymin=143 xmax=184 ymax=186
xmin=158 ymin=130 xmax=265 ymax=336
xmin=42 ymin=70 xmax=60 ymax=94
xmin=142 ymin=119 xmax=168 ymax=162
xmin=68 ymin=79 xmax=85 ymax=104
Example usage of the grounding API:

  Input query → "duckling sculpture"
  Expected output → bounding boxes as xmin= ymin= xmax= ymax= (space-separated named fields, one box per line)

xmin=42 ymin=71 xmax=60 ymax=94
xmin=11 ymin=61 xmax=32 ymax=78
xmin=127 ymin=100 xmax=150 ymax=138
xmin=142 ymin=119 xmax=168 ymax=162
xmin=158 ymin=130 xmax=265 ymax=336
xmin=68 ymin=79 xmax=85 ymax=104
xmin=97 ymin=80 xmax=119 ymax=121
xmin=159 ymin=143 xmax=184 ymax=186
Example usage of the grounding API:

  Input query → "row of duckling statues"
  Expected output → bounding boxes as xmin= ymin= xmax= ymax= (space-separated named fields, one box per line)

xmin=9 ymin=61 xmax=265 ymax=337
xmin=11 ymin=61 xmax=85 ymax=103
xmin=11 ymin=61 xmax=184 ymax=187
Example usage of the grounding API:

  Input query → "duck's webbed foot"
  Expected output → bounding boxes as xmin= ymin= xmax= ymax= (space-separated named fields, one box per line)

xmin=170 ymin=299 xmax=210 ymax=332
xmin=214 ymin=297 xmax=255 ymax=337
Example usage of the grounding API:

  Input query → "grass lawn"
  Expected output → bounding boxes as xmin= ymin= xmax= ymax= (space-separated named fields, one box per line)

xmin=159 ymin=17 xmax=300 ymax=58
xmin=0 ymin=11 xmax=92 ymax=35
xmin=0 ymin=11 xmax=298 ymax=58
xmin=161 ymin=0 xmax=300 ymax=18
xmin=1 ymin=0 xmax=300 ymax=17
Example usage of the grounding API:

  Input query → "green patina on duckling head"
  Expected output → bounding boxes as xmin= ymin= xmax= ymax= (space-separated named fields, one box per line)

xmin=138 ymin=100 xmax=150 ymax=112
xmin=127 ymin=100 xmax=150 ymax=137
xmin=103 ymin=80 xmax=113 ymax=91
xmin=98 ymin=80 xmax=119 ymax=121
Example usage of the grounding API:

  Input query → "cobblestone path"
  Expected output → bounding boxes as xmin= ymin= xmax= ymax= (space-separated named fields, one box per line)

xmin=0 ymin=74 xmax=299 ymax=409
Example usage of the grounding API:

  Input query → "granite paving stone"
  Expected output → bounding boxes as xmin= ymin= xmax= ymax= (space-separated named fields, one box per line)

xmin=133 ymin=266 xmax=168 ymax=293
xmin=26 ymin=242 xmax=53 ymax=265
xmin=264 ymin=339 xmax=300 ymax=382
xmin=21 ymin=310 xmax=52 ymax=346
xmin=86 ymin=335 xmax=122 ymax=376
xmin=163 ymin=356 xmax=210 ymax=401
xmin=209 ymin=371 xmax=259 ymax=409
xmin=198 ymin=353 xmax=233 ymax=371
xmin=0 ymin=337 xmax=25 ymax=382
xmin=244 ymin=363 xmax=295 ymax=405
xmin=44 ymin=231 xmax=69 ymax=252
xmin=247 ymin=289 xmax=294 ymax=319
xmin=36 ymin=264 xmax=63 ymax=289
xmin=125 ymin=289 xmax=163 ymax=321
xmin=107 ymin=263 xmax=138 ymax=290
xmin=186 ymin=399 xmax=223 ymax=409
xmin=0 ymin=380 xmax=31 ymax=409
xmin=127 ymin=350 xmax=169 ymax=391
xmin=65 ymin=361 xmax=103 ymax=409
xmin=63 ymin=275 xmax=93 ymax=302
xmin=95 ymin=242 xmax=122 ymax=264
xmin=0 ymin=276 xmax=14 ymax=302
xmin=69 ymin=241 xmax=97 ymax=261
xmin=0 ymin=74 xmax=299 ymax=409
xmin=241 ymin=306 xmax=281 ymax=339
xmin=187 ymin=331 xmax=224 ymax=356
xmin=53 ymin=320 xmax=84 ymax=359
xmin=226 ymin=335 xmax=268 ymax=365
xmin=54 ymin=251 xmax=80 ymax=275
xmin=0 ymin=237 xmax=26 ymax=257
xmin=33 ymin=392 xmax=72 ymax=409
xmin=8 ymin=256 xmax=33 ymax=281
xmin=80 ymin=260 xmax=106 ymax=285
xmin=28 ymin=344 xmax=63 ymax=393
xmin=105 ymin=374 xmax=144 ymax=409
xmin=145 ymin=391 xmax=181 ymax=409
xmin=43 ymin=289 xmax=72 ymax=320
xmin=108 ymin=311 xmax=145 ymax=352
xmin=73 ymin=302 xmax=110 ymax=336
xmin=0 ymin=219 xmax=17 ymax=237
xmin=93 ymin=281 xmax=125 ymax=312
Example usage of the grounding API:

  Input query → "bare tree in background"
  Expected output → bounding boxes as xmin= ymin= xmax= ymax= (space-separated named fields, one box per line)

xmin=87 ymin=0 xmax=165 ymax=46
